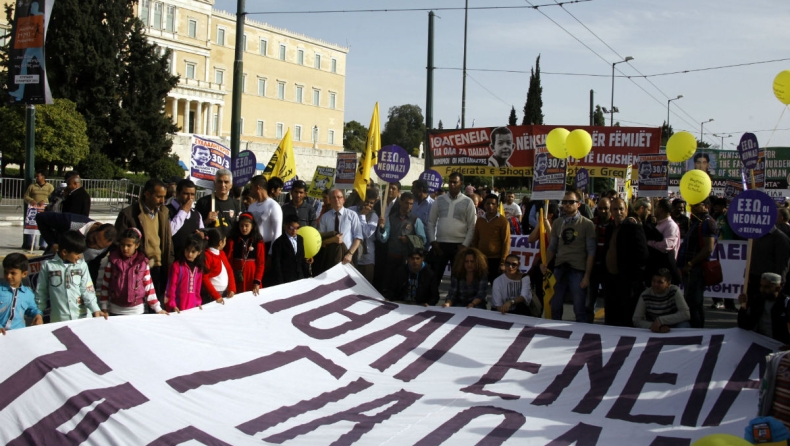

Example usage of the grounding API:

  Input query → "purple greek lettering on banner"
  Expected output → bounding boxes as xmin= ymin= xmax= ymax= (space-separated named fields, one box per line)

xmin=261 ymin=275 xmax=357 ymax=314
xmin=532 ymin=333 xmax=636 ymax=414
xmin=263 ymin=389 xmax=422 ymax=445
xmin=649 ymin=436 xmax=692 ymax=446
xmin=607 ymin=336 xmax=703 ymax=425
xmin=680 ymin=334 xmax=723 ymax=427
xmin=545 ymin=422 xmax=603 ymax=446
xmin=702 ymin=341 xmax=772 ymax=427
xmin=237 ymin=377 xmax=373 ymax=436
xmin=337 ymin=310 xmax=453 ymax=372
xmin=0 ymin=326 xmax=112 ymax=411
xmin=148 ymin=426 xmax=233 ymax=446
xmin=393 ymin=316 xmax=513 ymax=382
xmin=166 ymin=345 xmax=346 ymax=393
xmin=8 ymin=383 xmax=148 ymax=446
xmin=291 ymin=295 xmax=397 ymax=340
xmin=461 ymin=325 xmax=573 ymax=400
xmin=413 ymin=406 xmax=526 ymax=446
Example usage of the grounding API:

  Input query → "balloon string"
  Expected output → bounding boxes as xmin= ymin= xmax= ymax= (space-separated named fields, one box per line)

xmin=764 ymin=105 xmax=787 ymax=148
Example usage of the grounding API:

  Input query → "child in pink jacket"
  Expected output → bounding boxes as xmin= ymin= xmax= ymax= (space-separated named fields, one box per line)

xmin=165 ymin=234 xmax=207 ymax=312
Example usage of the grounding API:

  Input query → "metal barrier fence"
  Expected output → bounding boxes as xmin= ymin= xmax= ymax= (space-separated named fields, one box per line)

xmin=0 ymin=177 xmax=212 ymax=211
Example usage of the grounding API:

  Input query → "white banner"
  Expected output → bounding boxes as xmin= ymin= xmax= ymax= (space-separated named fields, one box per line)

xmin=0 ymin=265 xmax=776 ymax=445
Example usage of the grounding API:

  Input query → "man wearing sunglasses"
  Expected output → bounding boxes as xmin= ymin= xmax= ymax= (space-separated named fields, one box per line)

xmin=540 ymin=191 xmax=596 ymax=322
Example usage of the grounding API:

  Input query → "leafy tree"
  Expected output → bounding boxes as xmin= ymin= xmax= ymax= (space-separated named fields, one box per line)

xmin=593 ymin=105 xmax=606 ymax=126
xmin=0 ymin=99 xmax=89 ymax=174
xmin=381 ymin=104 xmax=426 ymax=156
xmin=148 ymin=155 xmax=186 ymax=181
xmin=508 ymin=106 xmax=518 ymax=126
xmin=76 ymin=152 xmax=120 ymax=179
xmin=437 ymin=120 xmax=443 ymax=129
xmin=343 ymin=120 xmax=369 ymax=152
xmin=45 ymin=0 xmax=178 ymax=173
xmin=521 ymin=55 xmax=544 ymax=125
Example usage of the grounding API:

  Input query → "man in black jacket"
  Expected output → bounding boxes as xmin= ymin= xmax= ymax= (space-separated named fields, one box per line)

xmin=385 ymin=248 xmax=440 ymax=306
xmin=603 ymin=198 xmax=649 ymax=327
xmin=167 ymin=179 xmax=204 ymax=256
xmin=269 ymin=214 xmax=310 ymax=285
xmin=738 ymin=272 xmax=790 ymax=344
xmin=61 ymin=173 xmax=91 ymax=216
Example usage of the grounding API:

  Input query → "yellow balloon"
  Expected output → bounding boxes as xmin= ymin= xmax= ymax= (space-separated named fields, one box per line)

xmin=297 ymin=226 xmax=322 ymax=259
xmin=691 ymin=434 xmax=753 ymax=446
xmin=566 ymin=129 xmax=593 ymax=159
xmin=666 ymin=131 xmax=698 ymax=163
xmin=680 ymin=169 xmax=712 ymax=205
xmin=773 ymin=70 xmax=790 ymax=105
xmin=546 ymin=128 xmax=570 ymax=159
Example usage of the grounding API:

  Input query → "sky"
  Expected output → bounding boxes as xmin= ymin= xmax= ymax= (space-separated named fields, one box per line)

xmin=214 ymin=0 xmax=790 ymax=148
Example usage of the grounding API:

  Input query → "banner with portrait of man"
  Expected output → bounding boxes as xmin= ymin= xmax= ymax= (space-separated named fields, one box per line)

xmin=428 ymin=125 xmax=661 ymax=178
xmin=189 ymin=135 xmax=231 ymax=190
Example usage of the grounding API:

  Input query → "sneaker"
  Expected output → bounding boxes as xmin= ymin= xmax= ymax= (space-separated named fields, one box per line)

xmin=714 ymin=302 xmax=724 ymax=310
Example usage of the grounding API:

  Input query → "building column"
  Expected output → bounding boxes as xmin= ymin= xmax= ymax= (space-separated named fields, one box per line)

xmin=203 ymin=103 xmax=211 ymax=135
xmin=170 ymin=98 xmax=178 ymax=126
xmin=217 ymin=104 xmax=224 ymax=137
xmin=194 ymin=100 xmax=202 ymax=135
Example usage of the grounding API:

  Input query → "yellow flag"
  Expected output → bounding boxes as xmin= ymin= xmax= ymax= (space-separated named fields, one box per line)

xmin=353 ymin=103 xmax=381 ymax=201
xmin=539 ymin=207 xmax=555 ymax=319
xmin=263 ymin=128 xmax=297 ymax=182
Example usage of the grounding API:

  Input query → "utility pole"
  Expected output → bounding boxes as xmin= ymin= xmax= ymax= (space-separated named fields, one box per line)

xmin=230 ymin=0 xmax=246 ymax=161
xmin=460 ymin=0 xmax=468 ymax=129
xmin=589 ymin=90 xmax=594 ymax=126
xmin=425 ymin=11 xmax=435 ymax=168
xmin=25 ymin=105 xmax=35 ymax=186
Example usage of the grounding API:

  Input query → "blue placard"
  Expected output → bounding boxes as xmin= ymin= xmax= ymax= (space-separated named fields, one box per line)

xmin=419 ymin=169 xmax=443 ymax=194
xmin=374 ymin=145 xmax=410 ymax=183
xmin=231 ymin=150 xmax=257 ymax=188
xmin=575 ymin=168 xmax=589 ymax=191
xmin=737 ymin=133 xmax=760 ymax=171
xmin=727 ymin=189 xmax=777 ymax=239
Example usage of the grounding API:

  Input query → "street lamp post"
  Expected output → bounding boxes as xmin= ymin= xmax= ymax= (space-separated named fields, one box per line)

xmin=713 ymin=133 xmax=732 ymax=149
xmin=666 ymin=95 xmax=683 ymax=128
xmin=610 ymin=56 xmax=633 ymax=126
xmin=700 ymin=118 xmax=714 ymax=141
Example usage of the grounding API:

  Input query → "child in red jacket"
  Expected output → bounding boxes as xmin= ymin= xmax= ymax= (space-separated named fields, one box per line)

xmin=225 ymin=212 xmax=265 ymax=295
xmin=201 ymin=228 xmax=236 ymax=304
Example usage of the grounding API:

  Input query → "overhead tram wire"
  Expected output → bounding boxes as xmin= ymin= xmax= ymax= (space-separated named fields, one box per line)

xmin=547 ymin=0 xmax=716 ymax=143
xmin=522 ymin=0 xmax=701 ymax=133
xmin=466 ymin=73 xmax=513 ymax=109
xmin=245 ymin=1 xmax=592 ymax=15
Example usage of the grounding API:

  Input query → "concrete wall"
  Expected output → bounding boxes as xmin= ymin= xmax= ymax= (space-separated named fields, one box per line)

xmin=170 ymin=135 xmax=426 ymax=186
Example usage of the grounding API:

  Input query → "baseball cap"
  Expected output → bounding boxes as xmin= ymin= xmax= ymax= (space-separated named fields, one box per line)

xmin=744 ymin=416 xmax=790 ymax=445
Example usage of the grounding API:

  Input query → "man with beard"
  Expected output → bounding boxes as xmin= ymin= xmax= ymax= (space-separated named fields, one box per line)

xmin=738 ymin=272 xmax=790 ymax=344
xmin=195 ymin=169 xmax=241 ymax=228
xmin=167 ymin=179 xmax=204 ymax=255
xmin=588 ymin=197 xmax=613 ymax=322
xmin=115 ymin=179 xmax=174 ymax=299
xmin=603 ymin=198 xmax=648 ymax=327
xmin=671 ymin=198 xmax=690 ymax=238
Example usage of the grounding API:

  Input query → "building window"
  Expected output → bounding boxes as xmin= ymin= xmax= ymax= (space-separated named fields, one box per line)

xmin=187 ymin=19 xmax=197 ymax=38
xmin=260 ymin=39 xmax=268 ymax=56
xmin=242 ymin=74 xmax=247 ymax=93
xmin=217 ymin=28 xmax=225 ymax=46
xmin=314 ymin=54 xmax=321 ymax=69
xmin=140 ymin=0 xmax=150 ymax=25
xmin=297 ymin=49 xmax=304 ymax=65
xmin=312 ymin=89 xmax=320 ymax=106
xmin=276 ymin=123 xmax=283 ymax=139
xmin=186 ymin=62 xmax=196 ymax=79
xmin=279 ymin=44 xmax=286 ymax=60
xmin=294 ymin=125 xmax=302 ymax=141
xmin=328 ymin=129 xmax=335 ymax=145
xmin=295 ymin=85 xmax=303 ymax=103
xmin=257 ymin=78 xmax=266 ymax=96
xmin=331 ymin=58 xmax=337 ymax=73
xmin=243 ymin=34 xmax=247 ymax=51
xmin=165 ymin=6 xmax=175 ymax=32
xmin=277 ymin=82 xmax=285 ymax=100
xmin=256 ymin=120 xmax=264 ymax=136
xmin=213 ymin=114 xmax=219 ymax=134
xmin=214 ymin=69 xmax=224 ymax=85
xmin=152 ymin=2 xmax=163 ymax=29
xmin=329 ymin=92 xmax=336 ymax=109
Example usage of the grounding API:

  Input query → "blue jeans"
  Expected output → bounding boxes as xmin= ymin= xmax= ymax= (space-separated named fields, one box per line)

xmin=551 ymin=264 xmax=586 ymax=322
xmin=683 ymin=266 xmax=705 ymax=328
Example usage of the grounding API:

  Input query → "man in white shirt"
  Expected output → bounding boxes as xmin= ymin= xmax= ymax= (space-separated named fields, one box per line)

xmin=426 ymin=172 xmax=477 ymax=286
xmin=318 ymin=188 xmax=363 ymax=266
xmin=502 ymin=192 xmax=522 ymax=220
xmin=247 ymin=175 xmax=282 ymax=253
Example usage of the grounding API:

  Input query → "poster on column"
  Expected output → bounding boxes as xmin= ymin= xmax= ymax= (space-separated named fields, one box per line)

xmin=189 ymin=135 xmax=231 ymax=189
xmin=7 ymin=0 xmax=54 ymax=105
xmin=0 ymin=264 xmax=777 ymax=445
xmin=428 ymin=125 xmax=660 ymax=178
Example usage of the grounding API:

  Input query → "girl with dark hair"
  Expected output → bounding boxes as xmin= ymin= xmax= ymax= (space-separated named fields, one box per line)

xmin=443 ymin=248 xmax=488 ymax=309
xmin=164 ymin=233 xmax=207 ymax=312
xmin=225 ymin=213 xmax=266 ymax=294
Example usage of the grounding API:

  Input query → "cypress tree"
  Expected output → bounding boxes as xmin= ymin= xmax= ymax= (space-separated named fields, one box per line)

xmin=521 ymin=55 xmax=544 ymax=125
